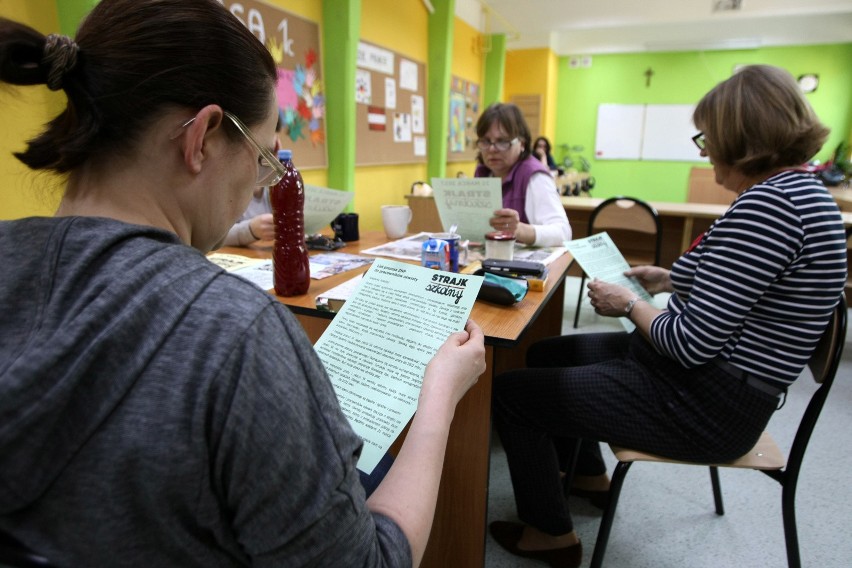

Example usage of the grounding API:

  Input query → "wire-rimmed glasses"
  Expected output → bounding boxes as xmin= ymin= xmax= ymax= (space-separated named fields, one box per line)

xmin=176 ymin=111 xmax=285 ymax=187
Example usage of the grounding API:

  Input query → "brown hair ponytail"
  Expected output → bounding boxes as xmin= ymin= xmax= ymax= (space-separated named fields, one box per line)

xmin=0 ymin=0 xmax=277 ymax=174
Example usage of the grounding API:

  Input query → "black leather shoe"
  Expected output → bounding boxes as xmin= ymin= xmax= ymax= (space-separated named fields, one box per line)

xmin=567 ymin=486 xmax=609 ymax=510
xmin=489 ymin=521 xmax=582 ymax=568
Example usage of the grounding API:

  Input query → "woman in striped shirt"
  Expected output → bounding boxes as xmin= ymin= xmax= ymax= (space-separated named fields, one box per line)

xmin=489 ymin=65 xmax=847 ymax=567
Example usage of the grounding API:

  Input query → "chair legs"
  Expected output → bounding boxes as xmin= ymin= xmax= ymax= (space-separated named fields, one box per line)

xmin=781 ymin=479 xmax=801 ymax=568
xmin=591 ymin=463 xmax=804 ymax=568
xmin=573 ymin=274 xmax=587 ymax=328
xmin=589 ymin=460 xmax=632 ymax=568
xmin=709 ymin=466 xmax=724 ymax=515
xmin=590 ymin=464 xmax=727 ymax=568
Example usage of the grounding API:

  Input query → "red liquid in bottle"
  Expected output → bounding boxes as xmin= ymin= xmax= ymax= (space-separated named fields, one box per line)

xmin=271 ymin=149 xmax=310 ymax=296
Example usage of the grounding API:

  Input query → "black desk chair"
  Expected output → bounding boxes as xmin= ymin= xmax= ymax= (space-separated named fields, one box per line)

xmin=589 ymin=295 xmax=848 ymax=568
xmin=573 ymin=197 xmax=662 ymax=328
xmin=0 ymin=531 xmax=55 ymax=568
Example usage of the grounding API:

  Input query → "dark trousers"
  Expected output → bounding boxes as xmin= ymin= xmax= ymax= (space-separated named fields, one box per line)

xmin=493 ymin=331 xmax=778 ymax=535
xmin=528 ymin=332 xmax=632 ymax=477
xmin=358 ymin=452 xmax=394 ymax=498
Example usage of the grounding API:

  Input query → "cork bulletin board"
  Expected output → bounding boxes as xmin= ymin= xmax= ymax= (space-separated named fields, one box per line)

xmin=221 ymin=0 xmax=327 ymax=169
xmin=447 ymin=76 xmax=480 ymax=163
xmin=355 ymin=41 xmax=428 ymax=166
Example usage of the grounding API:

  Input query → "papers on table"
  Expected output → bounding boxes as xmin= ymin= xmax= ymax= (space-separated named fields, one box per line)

xmin=362 ymin=232 xmax=567 ymax=272
xmin=315 ymin=274 xmax=364 ymax=312
xmin=206 ymin=253 xmax=265 ymax=272
xmin=309 ymin=253 xmax=373 ymax=280
xmin=207 ymin=251 xmax=373 ymax=292
xmin=304 ymin=185 xmax=354 ymax=235
xmin=314 ymin=259 xmax=483 ymax=474
xmin=430 ymin=177 xmax=502 ymax=242
xmin=360 ymin=232 xmax=432 ymax=261
xmin=563 ymin=232 xmax=653 ymax=332
xmin=207 ymin=254 xmax=274 ymax=290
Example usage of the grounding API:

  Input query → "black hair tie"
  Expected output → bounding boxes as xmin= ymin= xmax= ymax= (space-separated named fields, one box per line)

xmin=42 ymin=34 xmax=79 ymax=91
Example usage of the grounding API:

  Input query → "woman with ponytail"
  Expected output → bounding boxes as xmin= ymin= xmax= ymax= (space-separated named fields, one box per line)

xmin=0 ymin=2 xmax=485 ymax=566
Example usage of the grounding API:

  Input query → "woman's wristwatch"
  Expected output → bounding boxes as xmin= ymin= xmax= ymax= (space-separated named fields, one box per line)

xmin=624 ymin=296 xmax=640 ymax=315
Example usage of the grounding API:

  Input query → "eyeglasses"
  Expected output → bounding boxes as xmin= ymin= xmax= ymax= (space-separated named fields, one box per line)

xmin=477 ymin=137 xmax=519 ymax=152
xmin=176 ymin=111 xmax=285 ymax=187
xmin=223 ymin=111 xmax=285 ymax=187
xmin=692 ymin=131 xmax=706 ymax=151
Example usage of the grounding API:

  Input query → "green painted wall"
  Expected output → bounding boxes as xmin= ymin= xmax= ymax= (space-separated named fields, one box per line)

xmin=426 ymin=0 xmax=455 ymax=180
xmin=54 ymin=0 xmax=98 ymax=35
xmin=322 ymin=0 xmax=359 ymax=195
xmin=483 ymin=34 xmax=506 ymax=106
xmin=554 ymin=43 xmax=852 ymax=202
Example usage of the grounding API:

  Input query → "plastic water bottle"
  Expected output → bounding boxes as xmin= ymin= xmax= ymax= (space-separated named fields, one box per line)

xmin=271 ymin=149 xmax=310 ymax=296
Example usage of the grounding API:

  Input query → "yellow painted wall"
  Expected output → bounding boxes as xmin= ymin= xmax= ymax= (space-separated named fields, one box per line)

xmin=353 ymin=0 xmax=429 ymax=232
xmin=447 ymin=15 xmax=484 ymax=178
xmin=451 ymin=16 xmax=482 ymax=81
xmin=544 ymin=49 xmax=558 ymax=143
xmin=504 ymin=47 xmax=558 ymax=142
xmin=0 ymin=0 xmax=487 ymax=232
xmin=0 ymin=0 xmax=66 ymax=220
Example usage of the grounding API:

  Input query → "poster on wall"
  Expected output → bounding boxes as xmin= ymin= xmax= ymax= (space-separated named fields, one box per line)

xmin=448 ymin=92 xmax=467 ymax=152
xmin=447 ymin=76 xmax=480 ymax=163
xmin=221 ymin=0 xmax=327 ymax=168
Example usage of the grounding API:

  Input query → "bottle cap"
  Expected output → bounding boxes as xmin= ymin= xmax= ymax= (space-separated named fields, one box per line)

xmin=277 ymin=149 xmax=292 ymax=160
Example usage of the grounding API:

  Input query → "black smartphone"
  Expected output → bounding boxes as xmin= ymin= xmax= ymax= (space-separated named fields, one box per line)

xmin=481 ymin=259 xmax=546 ymax=276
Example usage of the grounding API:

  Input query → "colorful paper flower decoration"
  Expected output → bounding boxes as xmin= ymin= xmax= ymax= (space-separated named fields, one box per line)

xmin=271 ymin=46 xmax=325 ymax=146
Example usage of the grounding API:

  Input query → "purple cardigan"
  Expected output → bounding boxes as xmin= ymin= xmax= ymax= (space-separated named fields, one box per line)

xmin=475 ymin=156 xmax=551 ymax=223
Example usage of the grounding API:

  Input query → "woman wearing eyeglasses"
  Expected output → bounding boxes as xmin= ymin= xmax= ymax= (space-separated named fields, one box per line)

xmin=222 ymin=109 xmax=286 ymax=247
xmin=474 ymin=103 xmax=572 ymax=246
xmin=489 ymin=65 xmax=846 ymax=567
xmin=0 ymin=1 xmax=486 ymax=566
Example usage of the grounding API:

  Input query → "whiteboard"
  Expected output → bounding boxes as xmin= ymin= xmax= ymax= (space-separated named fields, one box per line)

xmin=642 ymin=104 xmax=706 ymax=162
xmin=595 ymin=103 xmax=708 ymax=162
xmin=594 ymin=104 xmax=644 ymax=160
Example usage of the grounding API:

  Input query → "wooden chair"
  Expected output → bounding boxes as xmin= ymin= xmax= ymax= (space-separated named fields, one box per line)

xmin=572 ymin=197 xmax=662 ymax=328
xmin=687 ymin=166 xmax=734 ymax=205
xmin=589 ymin=295 xmax=848 ymax=568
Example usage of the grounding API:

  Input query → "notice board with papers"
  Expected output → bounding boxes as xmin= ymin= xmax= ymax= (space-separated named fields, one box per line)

xmin=355 ymin=41 xmax=427 ymax=166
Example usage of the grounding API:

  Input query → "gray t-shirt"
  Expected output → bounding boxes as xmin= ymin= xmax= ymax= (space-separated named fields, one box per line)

xmin=0 ymin=216 xmax=410 ymax=567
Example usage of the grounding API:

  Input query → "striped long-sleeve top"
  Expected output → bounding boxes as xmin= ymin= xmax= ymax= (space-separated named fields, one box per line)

xmin=649 ymin=170 xmax=847 ymax=385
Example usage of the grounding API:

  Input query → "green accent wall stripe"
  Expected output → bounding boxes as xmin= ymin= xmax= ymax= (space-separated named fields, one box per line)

xmin=483 ymin=34 xmax=506 ymax=106
xmin=322 ymin=0 xmax=360 ymax=196
xmin=427 ymin=0 xmax=455 ymax=180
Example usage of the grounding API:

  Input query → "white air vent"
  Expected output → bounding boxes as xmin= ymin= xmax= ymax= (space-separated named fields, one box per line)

xmin=713 ymin=0 xmax=743 ymax=12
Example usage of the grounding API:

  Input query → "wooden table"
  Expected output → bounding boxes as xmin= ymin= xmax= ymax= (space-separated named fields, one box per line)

xmin=562 ymin=196 xmax=852 ymax=270
xmin=216 ymin=232 xmax=573 ymax=567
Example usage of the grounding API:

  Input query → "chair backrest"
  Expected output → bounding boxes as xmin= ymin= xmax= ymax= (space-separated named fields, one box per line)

xmin=588 ymin=197 xmax=663 ymax=266
xmin=807 ymin=295 xmax=847 ymax=386
xmin=687 ymin=166 xmax=735 ymax=205
xmin=787 ymin=295 xmax=847 ymax=475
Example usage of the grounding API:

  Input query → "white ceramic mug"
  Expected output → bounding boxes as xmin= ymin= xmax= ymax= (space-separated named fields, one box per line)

xmin=381 ymin=205 xmax=412 ymax=239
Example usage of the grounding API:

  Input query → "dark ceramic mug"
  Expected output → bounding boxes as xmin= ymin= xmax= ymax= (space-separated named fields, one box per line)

xmin=331 ymin=212 xmax=359 ymax=242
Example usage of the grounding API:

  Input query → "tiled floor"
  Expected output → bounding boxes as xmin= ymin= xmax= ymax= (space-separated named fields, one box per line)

xmin=484 ymin=276 xmax=852 ymax=567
